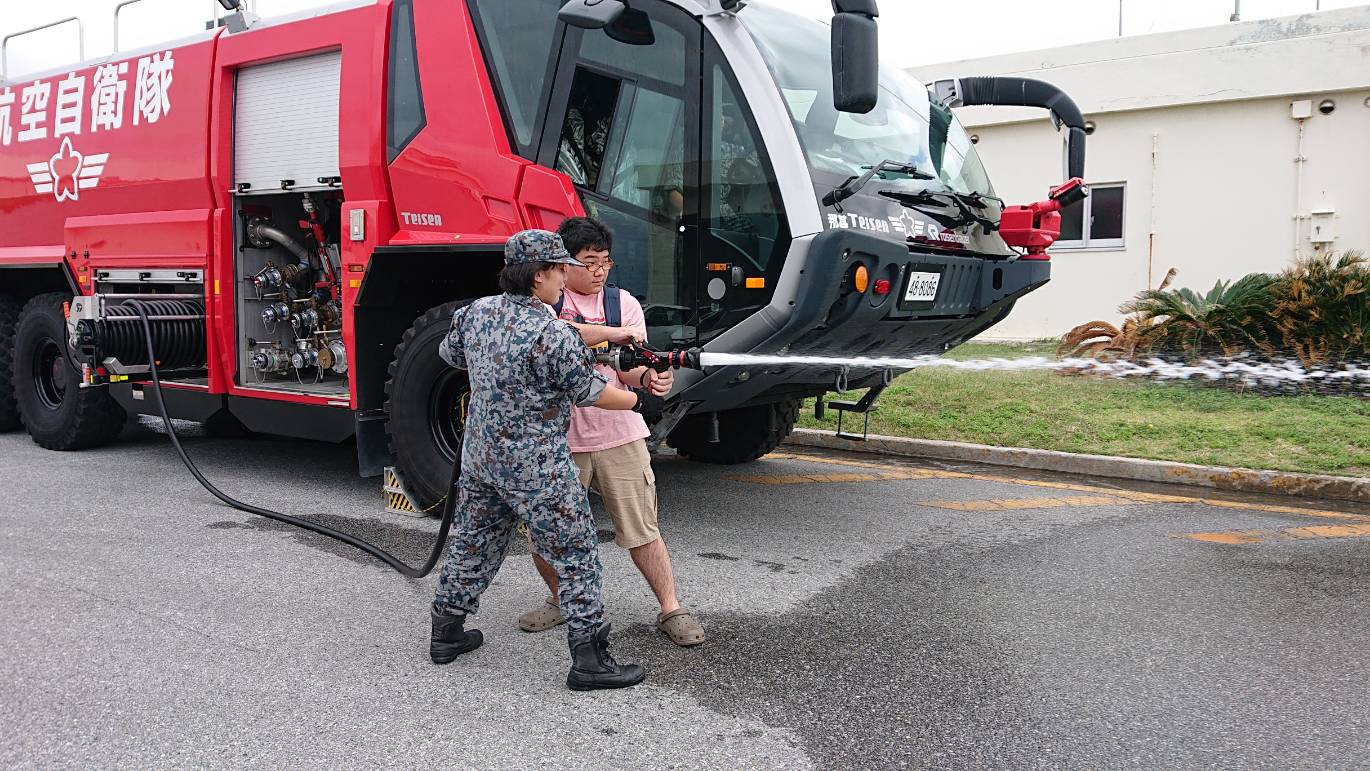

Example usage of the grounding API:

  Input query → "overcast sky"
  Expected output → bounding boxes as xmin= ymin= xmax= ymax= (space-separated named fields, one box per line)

xmin=1 ymin=0 xmax=1361 ymax=80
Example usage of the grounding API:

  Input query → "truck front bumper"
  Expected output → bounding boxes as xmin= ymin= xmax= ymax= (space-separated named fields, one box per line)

xmin=682 ymin=229 xmax=1050 ymax=412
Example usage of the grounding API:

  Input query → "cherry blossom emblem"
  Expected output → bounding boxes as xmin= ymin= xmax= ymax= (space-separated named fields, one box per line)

xmin=27 ymin=137 xmax=109 ymax=203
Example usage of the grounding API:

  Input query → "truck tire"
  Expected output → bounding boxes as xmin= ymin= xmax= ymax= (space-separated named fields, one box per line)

xmin=14 ymin=292 xmax=127 ymax=450
xmin=668 ymin=399 xmax=800 ymax=465
xmin=384 ymin=301 xmax=472 ymax=511
xmin=0 ymin=293 xmax=21 ymax=432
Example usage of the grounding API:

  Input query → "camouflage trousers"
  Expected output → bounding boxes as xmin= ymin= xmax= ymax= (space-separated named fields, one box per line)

xmin=432 ymin=474 xmax=604 ymax=641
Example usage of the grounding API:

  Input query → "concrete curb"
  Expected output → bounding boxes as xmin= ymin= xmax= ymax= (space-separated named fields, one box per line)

xmin=785 ymin=428 xmax=1370 ymax=504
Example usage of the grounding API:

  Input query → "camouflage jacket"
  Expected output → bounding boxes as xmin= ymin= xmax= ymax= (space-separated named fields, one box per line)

xmin=439 ymin=293 xmax=608 ymax=490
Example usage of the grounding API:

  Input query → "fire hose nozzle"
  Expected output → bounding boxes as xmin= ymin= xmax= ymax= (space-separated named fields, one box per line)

xmin=595 ymin=345 xmax=703 ymax=372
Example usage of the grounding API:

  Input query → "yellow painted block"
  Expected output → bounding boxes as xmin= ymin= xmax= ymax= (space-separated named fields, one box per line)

xmin=1286 ymin=524 xmax=1370 ymax=539
xmin=1184 ymin=531 xmax=1268 ymax=545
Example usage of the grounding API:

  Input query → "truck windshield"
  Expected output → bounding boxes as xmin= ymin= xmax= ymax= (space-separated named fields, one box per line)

xmin=740 ymin=3 xmax=994 ymax=201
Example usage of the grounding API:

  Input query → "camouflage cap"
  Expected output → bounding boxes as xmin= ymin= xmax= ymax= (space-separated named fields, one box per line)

xmin=503 ymin=229 xmax=587 ymax=267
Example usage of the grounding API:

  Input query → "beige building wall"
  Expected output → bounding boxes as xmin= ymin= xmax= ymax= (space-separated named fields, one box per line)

xmin=913 ymin=7 xmax=1370 ymax=341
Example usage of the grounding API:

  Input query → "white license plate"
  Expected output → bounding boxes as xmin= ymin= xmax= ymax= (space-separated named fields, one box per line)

xmin=903 ymin=271 xmax=941 ymax=303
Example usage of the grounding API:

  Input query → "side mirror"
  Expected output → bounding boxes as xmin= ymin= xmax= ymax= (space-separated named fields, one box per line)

xmin=831 ymin=0 xmax=880 ymax=114
xmin=558 ymin=0 xmax=628 ymax=30
xmin=606 ymin=7 xmax=655 ymax=46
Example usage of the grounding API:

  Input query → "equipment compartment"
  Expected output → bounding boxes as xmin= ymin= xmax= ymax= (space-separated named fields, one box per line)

xmin=233 ymin=192 xmax=348 ymax=397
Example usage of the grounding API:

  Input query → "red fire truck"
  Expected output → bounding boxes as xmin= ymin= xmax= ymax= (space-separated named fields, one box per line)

xmin=0 ymin=0 xmax=1086 ymax=507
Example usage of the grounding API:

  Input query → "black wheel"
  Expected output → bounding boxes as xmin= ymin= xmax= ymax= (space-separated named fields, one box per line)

xmin=385 ymin=301 xmax=472 ymax=510
xmin=14 ymin=292 xmax=126 ymax=450
xmin=0 ymin=293 xmax=20 ymax=432
xmin=667 ymin=399 xmax=800 ymax=465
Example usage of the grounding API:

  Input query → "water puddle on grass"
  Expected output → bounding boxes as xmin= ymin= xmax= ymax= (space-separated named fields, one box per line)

xmin=697 ymin=352 xmax=1370 ymax=394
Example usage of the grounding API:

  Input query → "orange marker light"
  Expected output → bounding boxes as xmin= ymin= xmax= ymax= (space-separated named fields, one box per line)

xmin=745 ymin=277 xmax=765 ymax=289
xmin=853 ymin=265 xmax=869 ymax=294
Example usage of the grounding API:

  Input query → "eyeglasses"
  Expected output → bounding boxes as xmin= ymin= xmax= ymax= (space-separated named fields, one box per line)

xmin=581 ymin=260 xmax=614 ymax=275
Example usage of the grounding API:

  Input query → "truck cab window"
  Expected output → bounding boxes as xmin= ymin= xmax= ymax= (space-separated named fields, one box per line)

xmin=386 ymin=0 xmax=424 ymax=162
xmin=468 ymin=0 xmax=562 ymax=155
xmin=606 ymin=88 xmax=684 ymax=217
xmin=578 ymin=14 xmax=686 ymax=88
xmin=706 ymin=65 xmax=783 ymax=276
xmin=555 ymin=70 xmax=619 ymax=190
xmin=554 ymin=9 xmax=695 ymax=345
xmin=596 ymin=83 xmax=687 ymax=315
xmin=554 ymin=70 xmax=684 ymax=217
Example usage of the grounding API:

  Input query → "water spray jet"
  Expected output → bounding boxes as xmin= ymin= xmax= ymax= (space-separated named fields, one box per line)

xmin=596 ymin=346 xmax=1370 ymax=396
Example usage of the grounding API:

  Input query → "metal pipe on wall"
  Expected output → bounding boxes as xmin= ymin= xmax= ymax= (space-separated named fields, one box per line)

xmin=1293 ymin=118 xmax=1307 ymax=259
xmin=1148 ymin=132 xmax=1159 ymax=290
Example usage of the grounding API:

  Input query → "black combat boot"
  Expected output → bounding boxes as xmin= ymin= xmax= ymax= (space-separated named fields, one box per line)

xmin=566 ymin=623 xmax=646 ymax=691
xmin=430 ymin=610 xmax=483 ymax=664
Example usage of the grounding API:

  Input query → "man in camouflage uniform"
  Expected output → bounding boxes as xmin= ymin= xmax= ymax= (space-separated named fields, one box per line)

xmin=428 ymin=229 xmax=662 ymax=691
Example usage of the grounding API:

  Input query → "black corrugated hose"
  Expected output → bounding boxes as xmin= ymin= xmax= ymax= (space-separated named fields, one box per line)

xmin=955 ymin=76 xmax=1087 ymax=180
xmin=128 ymin=300 xmax=458 ymax=578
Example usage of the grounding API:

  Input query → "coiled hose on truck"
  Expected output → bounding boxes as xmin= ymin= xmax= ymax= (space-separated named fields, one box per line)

xmin=127 ymin=300 xmax=458 ymax=578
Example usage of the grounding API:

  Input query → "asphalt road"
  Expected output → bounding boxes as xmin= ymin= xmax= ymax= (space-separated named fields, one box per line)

xmin=2 ymin=419 xmax=1368 ymax=769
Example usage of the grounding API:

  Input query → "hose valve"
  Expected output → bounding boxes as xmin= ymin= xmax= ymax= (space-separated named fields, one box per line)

xmin=595 ymin=345 xmax=702 ymax=373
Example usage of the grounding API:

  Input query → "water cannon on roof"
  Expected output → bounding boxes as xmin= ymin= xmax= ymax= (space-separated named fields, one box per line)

xmin=211 ymin=0 xmax=259 ymax=33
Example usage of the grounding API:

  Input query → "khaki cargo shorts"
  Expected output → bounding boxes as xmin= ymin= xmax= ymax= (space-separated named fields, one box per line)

xmin=572 ymin=439 xmax=659 ymax=549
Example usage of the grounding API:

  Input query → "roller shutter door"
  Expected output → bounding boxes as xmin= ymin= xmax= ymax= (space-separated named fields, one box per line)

xmin=233 ymin=51 xmax=342 ymax=194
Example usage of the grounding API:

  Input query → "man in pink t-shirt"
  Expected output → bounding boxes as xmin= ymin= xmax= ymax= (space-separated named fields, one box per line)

xmin=517 ymin=217 xmax=705 ymax=647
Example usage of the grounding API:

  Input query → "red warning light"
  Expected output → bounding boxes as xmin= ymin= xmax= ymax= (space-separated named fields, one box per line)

xmin=873 ymin=279 xmax=891 ymax=296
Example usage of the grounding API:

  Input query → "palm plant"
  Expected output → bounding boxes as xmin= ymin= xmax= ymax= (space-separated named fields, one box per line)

xmin=1119 ymin=272 xmax=1279 ymax=357
xmin=1271 ymin=251 xmax=1370 ymax=367
xmin=1058 ymin=268 xmax=1175 ymax=359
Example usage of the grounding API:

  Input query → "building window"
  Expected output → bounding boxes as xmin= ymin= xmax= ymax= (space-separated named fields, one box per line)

xmin=1057 ymin=182 xmax=1125 ymax=249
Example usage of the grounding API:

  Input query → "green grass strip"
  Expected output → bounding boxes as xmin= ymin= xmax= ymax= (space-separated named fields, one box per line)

xmin=799 ymin=342 xmax=1370 ymax=476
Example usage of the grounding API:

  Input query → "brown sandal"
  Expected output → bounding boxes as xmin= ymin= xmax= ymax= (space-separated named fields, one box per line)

xmin=518 ymin=598 xmax=565 ymax=633
xmin=656 ymin=609 xmax=705 ymax=647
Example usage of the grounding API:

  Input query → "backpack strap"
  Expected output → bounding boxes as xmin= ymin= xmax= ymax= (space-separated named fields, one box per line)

xmin=603 ymin=284 xmax=622 ymax=328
